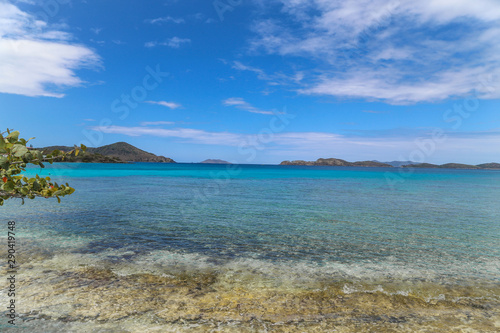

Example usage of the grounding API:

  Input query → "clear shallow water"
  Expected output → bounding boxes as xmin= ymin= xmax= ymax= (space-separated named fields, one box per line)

xmin=1 ymin=163 xmax=499 ymax=332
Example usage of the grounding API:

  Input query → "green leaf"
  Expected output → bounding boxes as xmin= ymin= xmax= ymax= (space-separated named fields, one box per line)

xmin=3 ymin=181 xmax=15 ymax=191
xmin=0 ymin=156 xmax=8 ymax=169
xmin=6 ymin=131 xmax=19 ymax=140
xmin=12 ymin=144 xmax=28 ymax=157
xmin=32 ymin=181 xmax=41 ymax=191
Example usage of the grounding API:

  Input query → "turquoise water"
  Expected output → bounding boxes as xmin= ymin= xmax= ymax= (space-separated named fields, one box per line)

xmin=1 ymin=163 xmax=499 ymax=332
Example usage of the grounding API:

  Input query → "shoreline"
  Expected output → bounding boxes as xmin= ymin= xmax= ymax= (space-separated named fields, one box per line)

xmin=2 ymin=241 xmax=499 ymax=332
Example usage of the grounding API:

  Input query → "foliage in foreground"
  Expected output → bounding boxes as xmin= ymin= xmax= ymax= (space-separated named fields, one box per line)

xmin=0 ymin=129 xmax=85 ymax=206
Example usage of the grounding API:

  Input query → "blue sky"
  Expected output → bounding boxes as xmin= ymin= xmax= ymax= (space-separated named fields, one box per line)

xmin=1 ymin=0 xmax=499 ymax=164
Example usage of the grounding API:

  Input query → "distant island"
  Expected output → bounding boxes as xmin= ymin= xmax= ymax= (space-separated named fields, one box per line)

xmin=280 ymin=158 xmax=393 ymax=167
xmin=403 ymin=162 xmax=500 ymax=170
xmin=201 ymin=159 xmax=231 ymax=164
xmin=40 ymin=142 xmax=176 ymax=163
xmin=281 ymin=158 xmax=500 ymax=169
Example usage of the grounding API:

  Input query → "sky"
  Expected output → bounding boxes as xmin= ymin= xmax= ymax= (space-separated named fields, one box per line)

xmin=1 ymin=0 xmax=499 ymax=164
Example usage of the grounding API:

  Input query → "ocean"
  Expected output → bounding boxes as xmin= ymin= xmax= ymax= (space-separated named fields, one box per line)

xmin=1 ymin=163 xmax=499 ymax=332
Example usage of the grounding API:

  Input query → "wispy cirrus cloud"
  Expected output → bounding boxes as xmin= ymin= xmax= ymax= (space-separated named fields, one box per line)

xmin=92 ymin=125 xmax=243 ymax=146
xmin=248 ymin=0 xmax=500 ymax=104
xmin=145 ymin=13 xmax=214 ymax=25
xmin=232 ymin=61 xmax=269 ymax=80
xmin=145 ymin=16 xmax=185 ymax=24
xmin=144 ymin=41 xmax=157 ymax=48
xmin=91 ymin=125 xmax=346 ymax=148
xmin=223 ymin=97 xmax=279 ymax=115
xmin=145 ymin=100 xmax=182 ymax=109
xmin=232 ymin=61 xmax=304 ymax=86
xmin=0 ymin=2 xmax=100 ymax=97
xmin=145 ymin=37 xmax=191 ymax=48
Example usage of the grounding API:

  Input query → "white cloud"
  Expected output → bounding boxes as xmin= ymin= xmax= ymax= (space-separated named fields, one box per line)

xmin=232 ymin=61 xmax=269 ymax=80
xmin=166 ymin=37 xmax=191 ymax=48
xmin=249 ymin=0 xmax=500 ymax=104
xmin=145 ymin=16 xmax=185 ymax=24
xmin=145 ymin=37 xmax=191 ymax=48
xmin=145 ymin=101 xmax=182 ymax=109
xmin=223 ymin=97 xmax=279 ymax=115
xmin=406 ymin=0 xmax=500 ymax=23
xmin=300 ymin=67 xmax=497 ymax=104
xmin=0 ymin=2 xmax=100 ymax=97
xmin=232 ymin=61 xmax=304 ymax=86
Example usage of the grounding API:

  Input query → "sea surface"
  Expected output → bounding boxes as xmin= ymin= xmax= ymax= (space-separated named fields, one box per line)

xmin=1 ymin=163 xmax=499 ymax=332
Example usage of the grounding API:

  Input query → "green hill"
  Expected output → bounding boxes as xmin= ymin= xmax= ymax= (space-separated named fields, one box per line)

xmin=440 ymin=163 xmax=480 ymax=169
xmin=40 ymin=142 xmax=175 ymax=163
xmin=90 ymin=142 xmax=175 ymax=163
xmin=477 ymin=163 xmax=500 ymax=169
